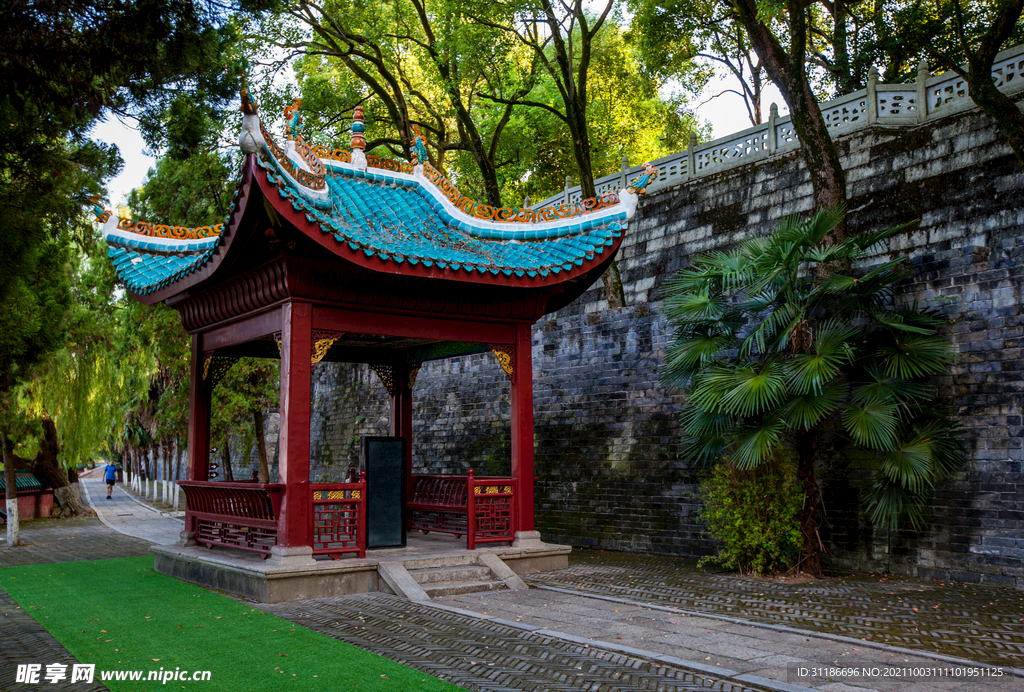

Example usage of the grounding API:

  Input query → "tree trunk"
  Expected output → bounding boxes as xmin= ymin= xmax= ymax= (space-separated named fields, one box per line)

xmin=3 ymin=430 xmax=20 ymax=547
xmin=794 ymin=430 xmax=824 ymax=577
xmin=175 ymin=442 xmax=183 ymax=482
xmin=30 ymin=413 xmax=88 ymax=517
xmin=732 ymin=0 xmax=847 ymax=244
xmin=253 ymin=409 xmax=269 ymax=483
xmin=67 ymin=465 xmax=83 ymax=508
xmin=221 ymin=436 xmax=233 ymax=482
xmin=601 ymin=262 xmax=625 ymax=309
xmin=963 ymin=1 xmax=1024 ymax=171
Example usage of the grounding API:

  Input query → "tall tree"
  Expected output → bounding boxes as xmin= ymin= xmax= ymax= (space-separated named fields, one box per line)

xmin=1 ymin=0 xmax=257 ymax=542
xmin=721 ymin=0 xmax=849 ymax=243
xmin=258 ymin=0 xmax=529 ymax=206
xmin=896 ymin=0 xmax=1024 ymax=169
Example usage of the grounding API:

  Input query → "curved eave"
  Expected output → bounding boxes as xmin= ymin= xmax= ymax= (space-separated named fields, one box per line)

xmin=258 ymin=160 xmax=627 ymax=289
xmin=123 ymin=164 xmax=256 ymax=305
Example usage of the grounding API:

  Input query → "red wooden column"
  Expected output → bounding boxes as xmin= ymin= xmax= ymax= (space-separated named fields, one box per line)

xmin=389 ymin=363 xmax=415 ymax=506
xmin=186 ymin=334 xmax=211 ymax=484
xmin=510 ymin=322 xmax=537 ymax=541
xmin=277 ymin=301 xmax=313 ymax=552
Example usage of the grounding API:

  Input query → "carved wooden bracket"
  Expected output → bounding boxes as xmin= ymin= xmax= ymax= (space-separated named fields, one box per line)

xmin=202 ymin=352 xmax=240 ymax=389
xmin=371 ymin=365 xmax=395 ymax=397
xmin=371 ymin=363 xmax=421 ymax=397
xmin=272 ymin=330 xmax=341 ymax=364
xmin=489 ymin=344 xmax=514 ymax=381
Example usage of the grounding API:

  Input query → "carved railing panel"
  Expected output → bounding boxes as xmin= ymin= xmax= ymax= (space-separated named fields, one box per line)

xmin=310 ymin=476 xmax=366 ymax=558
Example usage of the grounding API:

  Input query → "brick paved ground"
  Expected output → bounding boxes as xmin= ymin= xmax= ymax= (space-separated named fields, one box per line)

xmin=0 ymin=518 xmax=150 ymax=692
xmin=525 ymin=550 xmax=1024 ymax=669
xmin=0 ymin=517 xmax=152 ymax=566
xmin=264 ymin=593 xmax=768 ymax=692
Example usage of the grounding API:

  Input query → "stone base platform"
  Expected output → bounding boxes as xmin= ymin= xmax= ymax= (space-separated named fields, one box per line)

xmin=153 ymin=531 xmax=570 ymax=603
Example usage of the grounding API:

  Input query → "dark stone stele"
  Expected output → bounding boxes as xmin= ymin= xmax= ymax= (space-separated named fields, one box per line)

xmin=303 ymin=97 xmax=1024 ymax=588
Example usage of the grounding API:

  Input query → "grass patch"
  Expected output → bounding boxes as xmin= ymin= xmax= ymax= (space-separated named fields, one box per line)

xmin=0 ymin=556 xmax=462 ymax=692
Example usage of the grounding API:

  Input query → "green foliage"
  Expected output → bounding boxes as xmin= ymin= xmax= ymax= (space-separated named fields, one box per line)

xmin=255 ymin=0 xmax=705 ymax=207
xmin=698 ymin=456 xmax=803 ymax=575
xmin=127 ymin=151 xmax=237 ymax=227
xmin=663 ymin=208 xmax=966 ymax=533
xmin=1 ymin=0 xmax=261 ymax=458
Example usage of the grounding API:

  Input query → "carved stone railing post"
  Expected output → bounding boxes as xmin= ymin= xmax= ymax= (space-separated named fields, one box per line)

xmin=767 ymin=103 xmax=779 ymax=153
xmin=563 ymin=176 xmax=571 ymax=204
xmin=687 ymin=131 xmax=697 ymax=178
xmin=867 ymin=67 xmax=879 ymax=125
xmin=620 ymin=155 xmax=629 ymax=188
xmin=917 ymin=58 xmax=930 ymax=123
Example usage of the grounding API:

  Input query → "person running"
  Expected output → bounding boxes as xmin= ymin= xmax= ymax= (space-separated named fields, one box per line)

xmin=104 ymin=461 xmax=118 ymax=499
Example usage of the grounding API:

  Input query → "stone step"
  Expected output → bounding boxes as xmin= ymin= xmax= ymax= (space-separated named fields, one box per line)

xmin=422 ymin=579 xmax=506 ymax=598
xmin=410 ymin=565 xmax=492 ymax=585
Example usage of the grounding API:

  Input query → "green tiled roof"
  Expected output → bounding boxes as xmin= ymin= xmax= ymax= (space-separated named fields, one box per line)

xmin=104 ymin=143 xmax=631 ymax=295
xmin=0 ymin=471 xmax=45 ymax=492
xmin=262 ymin=157 xmax=624 ymax=279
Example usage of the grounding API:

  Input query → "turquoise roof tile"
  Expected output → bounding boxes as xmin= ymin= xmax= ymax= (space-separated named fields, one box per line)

xmin=107 ymin=153 xmax=629 ymax=294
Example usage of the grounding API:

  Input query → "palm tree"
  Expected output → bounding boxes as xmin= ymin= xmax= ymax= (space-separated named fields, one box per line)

xmin=662 ymin=208 xmax=965 ymax=576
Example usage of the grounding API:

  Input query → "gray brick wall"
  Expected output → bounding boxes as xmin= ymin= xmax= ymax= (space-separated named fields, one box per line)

xmin=303 ymin=98 xmax=1024 ymax=586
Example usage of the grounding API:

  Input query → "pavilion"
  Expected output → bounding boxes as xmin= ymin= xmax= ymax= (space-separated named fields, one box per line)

xmin=99 ymin=95 xmax=654 ymax=601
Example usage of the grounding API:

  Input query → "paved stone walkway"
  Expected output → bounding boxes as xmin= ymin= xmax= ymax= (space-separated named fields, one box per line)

xmin=78 ymin=475 xmax=183 ymax=545
xmin=524 ymin=551 xmax=1024 ymax=669
xmin=434 ymin=587 xmax=1021 ymax=692
xmin=265 ymin=593 xmax=768 ymax=692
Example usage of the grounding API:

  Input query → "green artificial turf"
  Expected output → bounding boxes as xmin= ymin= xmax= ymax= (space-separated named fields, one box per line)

xmin=0 ymin=556 xmax=463 ymax=692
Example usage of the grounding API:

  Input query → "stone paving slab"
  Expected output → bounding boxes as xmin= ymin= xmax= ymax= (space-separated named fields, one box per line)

xmin=0 ymin=517 xmax=152 ymax=567
xmin=436 ymin=587 xmax=1020 ymax=692
xmin=264 ymin=592 xmax=774 ymax=692
xmin=525 ymin=550 xmax=1024 ymax=669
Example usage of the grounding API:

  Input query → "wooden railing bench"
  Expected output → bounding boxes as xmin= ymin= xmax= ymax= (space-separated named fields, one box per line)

xmin=407 ymin=470 xmax=517 ymax=549
xmin=178 ymin=481 xmax=284 ymax=558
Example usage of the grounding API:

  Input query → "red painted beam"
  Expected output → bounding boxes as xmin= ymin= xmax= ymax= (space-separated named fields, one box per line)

xmin=201 ymin=306 xmax=284 ymax=350
xmin=311 ymin=305 xmax=517 ymax=344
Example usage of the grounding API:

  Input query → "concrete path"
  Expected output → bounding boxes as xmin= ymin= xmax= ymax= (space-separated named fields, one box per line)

xmin=431 ymin=587 xmax=1021 ymax=692
xmin=79 ymin=475 xmax=183 ymax=545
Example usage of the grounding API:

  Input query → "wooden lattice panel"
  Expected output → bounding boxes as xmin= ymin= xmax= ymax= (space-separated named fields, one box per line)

xmin=471 ymin=494 xmax=513 ymax=541
xmin=312 ymin=500 xmax=362 ymax=555
xmin=195 ymin=519 xmax=277 ymax=556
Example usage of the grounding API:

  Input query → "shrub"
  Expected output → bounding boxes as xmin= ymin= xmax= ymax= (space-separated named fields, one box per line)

xmin=699 ymin=455 xmax=804 ymax=576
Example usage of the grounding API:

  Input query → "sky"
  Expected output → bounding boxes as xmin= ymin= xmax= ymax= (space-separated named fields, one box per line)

xmin=90 ymin=73 xmax=786 ymax=209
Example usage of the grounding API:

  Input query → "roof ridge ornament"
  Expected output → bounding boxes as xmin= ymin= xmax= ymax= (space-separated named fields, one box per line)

xmin=284 ymin=98 xmax=303 ymax=141
xmin=239 ymin=81 xmax=261 ymax=155
xmin=411 ymin=125 xmax=429 ymax=170
xmin=350 ymin=105 xmax=367 ymax=172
